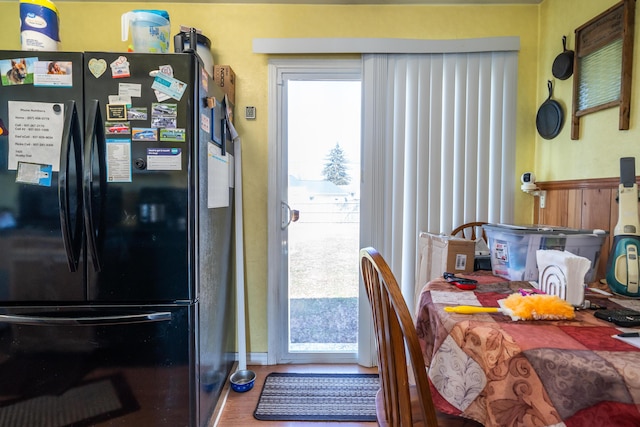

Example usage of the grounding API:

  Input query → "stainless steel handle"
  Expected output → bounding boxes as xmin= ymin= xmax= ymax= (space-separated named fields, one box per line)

xmin=281 ymin=201 xmax=299 ymax=230
xmin=0 ymin=311 xmax=172 ymax=326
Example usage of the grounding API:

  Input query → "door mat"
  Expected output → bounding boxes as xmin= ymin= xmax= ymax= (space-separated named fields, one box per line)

xmin=254 ymin=372 xmax=379 ymax=422
xmin=0 ymin=374 xmax=139 ymax=427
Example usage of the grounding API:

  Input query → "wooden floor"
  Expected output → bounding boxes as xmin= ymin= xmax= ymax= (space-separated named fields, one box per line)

xmin=215 ymin=364 xmax=378 ymax=427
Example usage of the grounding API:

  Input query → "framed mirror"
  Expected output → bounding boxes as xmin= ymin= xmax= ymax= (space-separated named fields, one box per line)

xmin=571 ymin=0 xmax=635 ymax=140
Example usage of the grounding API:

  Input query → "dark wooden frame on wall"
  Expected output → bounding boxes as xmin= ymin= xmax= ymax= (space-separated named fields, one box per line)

xmin=571 ymin=0 xmax=635 ymax=140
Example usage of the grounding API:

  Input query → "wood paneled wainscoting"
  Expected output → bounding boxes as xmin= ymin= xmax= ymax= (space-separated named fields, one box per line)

xmin=533 ymin=177 xmax=637 ymax=284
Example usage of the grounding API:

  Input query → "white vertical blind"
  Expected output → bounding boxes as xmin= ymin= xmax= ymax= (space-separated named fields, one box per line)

xmin=361 ymin=50 xmax=518 ymax=309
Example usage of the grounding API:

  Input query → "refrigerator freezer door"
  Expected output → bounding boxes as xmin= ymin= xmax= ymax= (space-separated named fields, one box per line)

xmin=0 ymin=304 xmax=202 ymax=426
xmin=0 ymin=51 xmax=85 ymax=302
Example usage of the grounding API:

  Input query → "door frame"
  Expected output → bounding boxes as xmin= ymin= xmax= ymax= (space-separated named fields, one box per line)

xmin=267 ymin=58 xmax=373 ymax=365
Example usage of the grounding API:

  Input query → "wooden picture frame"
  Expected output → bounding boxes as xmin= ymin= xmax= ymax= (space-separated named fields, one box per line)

xmin=571 ymin=0 xmax=635 ymax=140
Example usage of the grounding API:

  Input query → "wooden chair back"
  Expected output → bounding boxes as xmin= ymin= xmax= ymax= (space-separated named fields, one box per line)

xmin=451 ymin=221 xmax=488 ymax=242
xmin=360 ymin=247 xmax=439 ymax=427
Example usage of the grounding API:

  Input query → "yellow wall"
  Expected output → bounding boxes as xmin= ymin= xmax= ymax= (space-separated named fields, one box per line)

xmin=2 ymin=1 xmax=629 ymax=354
xmin=537 ymin=0 xmax=640 ymax=179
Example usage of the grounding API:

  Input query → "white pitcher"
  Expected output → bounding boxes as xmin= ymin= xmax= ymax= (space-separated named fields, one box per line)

xmin=121 ymin=10 xmax=170 ymax=53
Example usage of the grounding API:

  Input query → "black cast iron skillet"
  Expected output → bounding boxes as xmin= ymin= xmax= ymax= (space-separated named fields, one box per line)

xmin=536 ymin=80 xmax=564 ymax=140
xmin=552 ymin=36 xmax=574 ymax=80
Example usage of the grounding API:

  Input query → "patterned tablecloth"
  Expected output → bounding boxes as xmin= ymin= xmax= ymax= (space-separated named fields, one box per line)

xmin=415 ymin=273 xmax=640 ymax=427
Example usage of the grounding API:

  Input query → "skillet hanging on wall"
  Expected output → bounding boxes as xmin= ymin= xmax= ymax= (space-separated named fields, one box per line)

xmin=552 ymin=36 xmax=574 ymax=80
xmin=536 ymin=80 xmax=564 ymax=140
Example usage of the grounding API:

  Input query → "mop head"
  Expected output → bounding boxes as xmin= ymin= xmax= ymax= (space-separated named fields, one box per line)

xmin=501 ymin=293 xmax=575 ymax=321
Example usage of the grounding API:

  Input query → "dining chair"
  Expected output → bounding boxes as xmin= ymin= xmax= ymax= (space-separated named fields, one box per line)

xmin=360 ymin=247 xmax=483 ymax=427
xmin=451 ymin=221 xmax=488 ymax=242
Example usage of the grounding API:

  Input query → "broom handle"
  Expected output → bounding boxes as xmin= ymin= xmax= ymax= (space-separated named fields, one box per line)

xmin=444 ymin=306 xmax=500 ymax=314
xmin=235 ymin=139 xmax=247 ymax=371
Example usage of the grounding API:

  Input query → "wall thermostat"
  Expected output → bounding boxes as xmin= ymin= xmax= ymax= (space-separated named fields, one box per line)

xmin=245 ymin=106 xmax=256 ymax=120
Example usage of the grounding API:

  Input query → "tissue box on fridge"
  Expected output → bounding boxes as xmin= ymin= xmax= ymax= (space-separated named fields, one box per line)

xmin=484 ymin=224 xmax=607 ymax=282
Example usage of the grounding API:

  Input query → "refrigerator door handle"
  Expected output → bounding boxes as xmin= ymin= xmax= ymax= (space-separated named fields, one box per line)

xmin=220 ymin=116 xmax=226 ymax=156
xmin=59 ymin=100 xmax=84 ymax=272
xmin=0 ymin=311 xmax=172 ymax=326
xmin=83 ymin=99 xmax=107 ymax=272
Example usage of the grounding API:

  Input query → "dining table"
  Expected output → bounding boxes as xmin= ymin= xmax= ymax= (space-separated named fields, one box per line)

xmin=414 ymin=272 xmax=640 ymax=427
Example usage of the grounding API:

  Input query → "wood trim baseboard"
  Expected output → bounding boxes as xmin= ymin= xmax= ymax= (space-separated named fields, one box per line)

xmin=536 ymin=176 xmax=635 ymax=190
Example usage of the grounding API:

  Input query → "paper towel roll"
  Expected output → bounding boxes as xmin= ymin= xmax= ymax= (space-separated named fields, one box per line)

xmin=20 ymin=0 xmax=60 ymax=51
xmin=537 ymin=249 xmax=591 ymax=306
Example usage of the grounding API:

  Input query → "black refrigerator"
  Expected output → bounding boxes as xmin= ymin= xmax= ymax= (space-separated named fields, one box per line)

xmin=0 ymin=50 xmax=235 ymax=426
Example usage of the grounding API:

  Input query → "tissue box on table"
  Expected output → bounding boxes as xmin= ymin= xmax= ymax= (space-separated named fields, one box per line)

xmin=536 ymin=249 xmax=591 ymax=306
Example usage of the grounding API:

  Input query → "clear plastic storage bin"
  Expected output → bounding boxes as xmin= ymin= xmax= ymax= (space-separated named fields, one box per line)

xmin=484 ymin=224 xmax=608 ymax=282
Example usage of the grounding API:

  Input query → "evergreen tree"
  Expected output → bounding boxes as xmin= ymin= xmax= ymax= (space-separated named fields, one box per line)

xmin=322 ymin=142 xmax=351 ymax=185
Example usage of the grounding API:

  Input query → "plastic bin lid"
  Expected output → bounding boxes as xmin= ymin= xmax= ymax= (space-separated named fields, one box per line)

xmin=483 ymin=223 xmax=608 ymax=236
